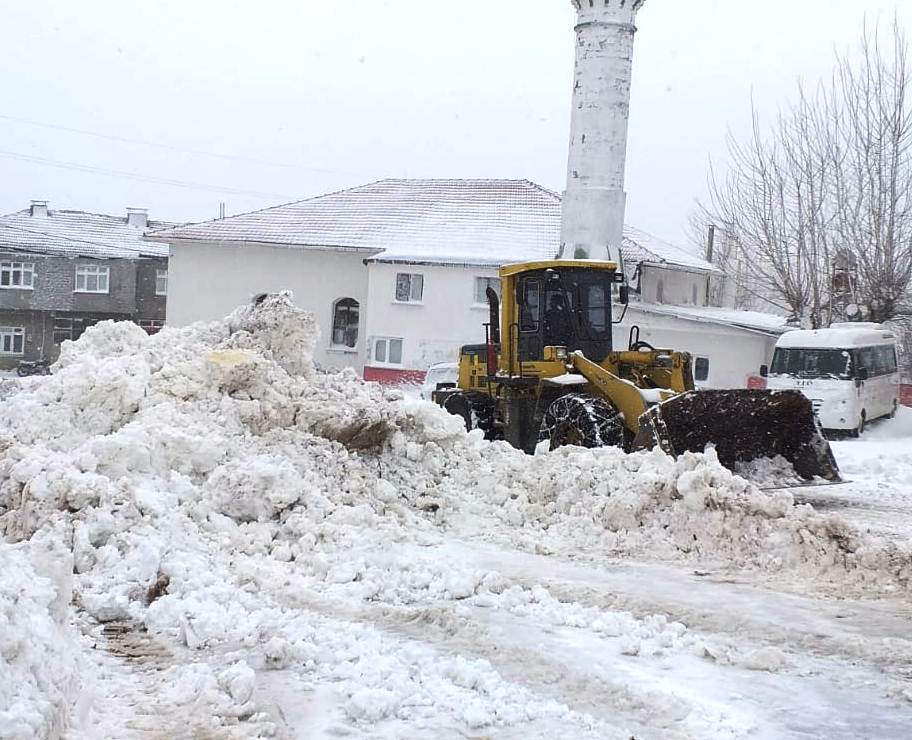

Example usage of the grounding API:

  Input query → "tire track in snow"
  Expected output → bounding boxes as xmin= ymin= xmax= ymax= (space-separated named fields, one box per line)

xmin=75 ymin=622 xmax=284 ymax=739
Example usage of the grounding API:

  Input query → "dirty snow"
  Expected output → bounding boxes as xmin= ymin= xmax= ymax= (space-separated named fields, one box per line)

xmin=1 ymin=294 xmax=911 ymax=739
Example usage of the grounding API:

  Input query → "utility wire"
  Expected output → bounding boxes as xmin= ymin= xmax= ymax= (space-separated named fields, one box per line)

xmin=0 ymin=112 xmax=362 ymax=176
xmin=0 ymin=149 xmax=297 ymax=200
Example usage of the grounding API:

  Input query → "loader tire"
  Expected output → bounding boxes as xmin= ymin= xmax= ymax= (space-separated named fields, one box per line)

xmin=539 ymin=393 xmax=625 ymax=451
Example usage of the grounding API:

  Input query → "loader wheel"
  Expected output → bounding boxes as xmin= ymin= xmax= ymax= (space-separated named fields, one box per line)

xmin=539 ymin=393 xmax=625 ymax=451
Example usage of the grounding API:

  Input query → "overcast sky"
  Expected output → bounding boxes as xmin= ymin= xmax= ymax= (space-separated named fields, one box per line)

xmin=1 ymin=0 xmax=911 ymax=248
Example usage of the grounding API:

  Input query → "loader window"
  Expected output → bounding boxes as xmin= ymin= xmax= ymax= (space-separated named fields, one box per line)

xmin=520 ymin=280 xmax=541 ymax=331
xmin=580 ymin=284 xmax=609 ymax=335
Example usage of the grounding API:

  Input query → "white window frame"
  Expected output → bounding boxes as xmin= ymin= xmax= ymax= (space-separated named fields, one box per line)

xmin=0 ymin=261 xmax=35 ymax=290
xmin=371 ymin=336 xmax=404 ymax=367
xmin=75 ymin=264 xmax=110 ymax=294
xmin=474 ymin=276 xmax=501 ymax=306
xmin=155 ymin=269 xmax=168 ymax=296
xmin=394 ymin=273 xmax=424 ymax=303
xmin=0 ymin=327 xmax=25 ymax=355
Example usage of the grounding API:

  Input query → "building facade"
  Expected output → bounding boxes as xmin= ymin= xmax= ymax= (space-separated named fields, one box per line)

xmin=152 ymin=178 xmax=787 ymax=389
xmin=0 ymin=203 xmax=170 ymax=369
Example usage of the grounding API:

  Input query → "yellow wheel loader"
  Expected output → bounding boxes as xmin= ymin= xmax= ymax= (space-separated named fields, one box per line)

xmin=434 ymin=260 xmax=841 ymax=482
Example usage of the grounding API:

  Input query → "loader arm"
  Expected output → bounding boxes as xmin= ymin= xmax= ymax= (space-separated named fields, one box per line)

xmin=569 ymin=351 xmax=655 ymax=434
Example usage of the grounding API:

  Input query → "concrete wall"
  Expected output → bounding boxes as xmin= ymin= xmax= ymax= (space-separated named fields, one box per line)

xmin=166 ymin=241 xmax=371 ymax=372
xmin=364 ymin=262 xmax=499 ymax=377
xmin=638 ymin=265 xmax=710 ymax=307
xmin=617 ymin=306 xmax=778 ymax=389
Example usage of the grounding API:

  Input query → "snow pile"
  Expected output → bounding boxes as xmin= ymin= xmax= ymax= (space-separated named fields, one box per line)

xmin=0 ymin=539 xmax=79 ymax=739
xmin=1 ymin=292 xmax=910 ymax=736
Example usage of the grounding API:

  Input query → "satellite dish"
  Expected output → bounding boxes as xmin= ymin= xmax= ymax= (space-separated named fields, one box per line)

xmin=845 ymin=303 xmax=861 ymax=318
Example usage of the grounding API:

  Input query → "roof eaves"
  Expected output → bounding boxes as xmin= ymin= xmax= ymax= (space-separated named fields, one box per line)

xmin=160 ymin=236 xmax=383 ymax=254
xmin=638 ymin=259 xmax=720 ymax=275
xmin=365 ymin=256 xmax=503 ymax=269
xmin=631 ymin=303 xmax=786 ymax=337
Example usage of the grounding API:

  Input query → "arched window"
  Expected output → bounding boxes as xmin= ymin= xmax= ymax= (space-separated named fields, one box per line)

xmin=331 ymin=298 xmax=359 ymax=348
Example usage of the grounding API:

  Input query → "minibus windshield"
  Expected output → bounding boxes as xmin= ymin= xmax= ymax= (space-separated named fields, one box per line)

xmin=770 ymin=348 xmax=852 ymax=379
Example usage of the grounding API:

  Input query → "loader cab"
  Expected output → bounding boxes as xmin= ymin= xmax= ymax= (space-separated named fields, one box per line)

xmin=502 ymin=262 xmax=620 ymax=366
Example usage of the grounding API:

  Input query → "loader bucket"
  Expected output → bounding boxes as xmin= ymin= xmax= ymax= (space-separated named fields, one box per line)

xmin=631 ymin=389 xmax=841 ymax=482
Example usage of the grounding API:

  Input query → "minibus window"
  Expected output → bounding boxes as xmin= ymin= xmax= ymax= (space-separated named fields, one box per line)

xmin=770 ymin=348 xmax=852 ymax=378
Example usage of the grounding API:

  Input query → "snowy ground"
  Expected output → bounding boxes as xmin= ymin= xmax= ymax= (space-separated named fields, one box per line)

xmin=1 ymin=298 xmax=911 ymax=740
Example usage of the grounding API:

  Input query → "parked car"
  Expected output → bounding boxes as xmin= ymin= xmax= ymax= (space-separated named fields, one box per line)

xmin=420 ymin=362 xmax=459 ymax=401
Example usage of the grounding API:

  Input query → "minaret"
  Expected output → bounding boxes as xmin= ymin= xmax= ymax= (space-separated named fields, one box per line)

xmin=559 ymin=0 xmax=647 ymax=262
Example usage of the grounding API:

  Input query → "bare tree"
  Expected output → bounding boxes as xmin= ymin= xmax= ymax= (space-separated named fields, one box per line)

xmin=831 ymin=22 xmax=912 ymax=323
xmin=706 ymin=88 xmax=835 ymax=327
xmin=703 ymin=21 xmax=912 ymax=328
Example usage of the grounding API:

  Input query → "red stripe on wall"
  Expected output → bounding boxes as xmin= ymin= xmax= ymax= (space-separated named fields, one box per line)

xmin=901 ymin=384 xmax=912 ymax=407
xmin=363 ymin=366 xmax=427 ymax=385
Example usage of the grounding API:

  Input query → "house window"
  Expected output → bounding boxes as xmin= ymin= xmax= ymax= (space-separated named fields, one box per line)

xmin=155 ymin=269 xmax=168 ymax=296
xmin=75 ymin=265 xmax=110 ymax=293
xmin=0 ymin=327 xmax=24 ymax=355
xmin=137 ymin=319 xmax=164 ymax=335
xmin=395 ymin=273 xmax=423 ymax=303
xmin=694 ymin=356 xmax=710 ymax=382
xmin=53 ymin=316 xmax=99 ymax=344
xmin=656 ymin=279 xmax=665 ymax=304
xmin=0 ymin=262 xmax=35 ymax=289
xmin=331 ymin=298 xmax=359 ymax=348
xmin=372 ymin=337 xmax=403 ymax=366
xmin=474 ymin=277 xmax=501 ymax=305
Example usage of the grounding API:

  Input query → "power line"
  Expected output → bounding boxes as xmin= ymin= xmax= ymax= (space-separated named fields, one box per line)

xmin=0 ymin=149 xmax=298 ymax=200
xmin=0 ymin=113 xmax=362 ymax=176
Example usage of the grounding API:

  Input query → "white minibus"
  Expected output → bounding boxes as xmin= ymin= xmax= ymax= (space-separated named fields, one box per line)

xmin=760 ymin=323 xmax=900 ymax=436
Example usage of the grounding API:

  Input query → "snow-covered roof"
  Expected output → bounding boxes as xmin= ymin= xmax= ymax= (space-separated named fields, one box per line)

xmin=630 ymin=303 xmax=790 ymax=336
xmin=0 ymin=208 xmax=172 ymax=259
xmin=621 ymin=226 xmax=719 ymax=274
xmin=147 ymin=178 xmax=713 ymax=271
xmin=776 ymin=323 xmax=896 ymax=349
xmin=148 ymin=179 xmax=561 ymax=265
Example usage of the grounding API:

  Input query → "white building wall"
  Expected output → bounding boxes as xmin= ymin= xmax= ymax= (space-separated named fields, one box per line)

xmin=639 ymin=265 xmax=710 ymax=307
xmin=166 ymin=240 xmax=372 ymax=372
xmin=616 ymin=307 xmax=777 ymax=389
xmin=364 ymin=262 xmax=499 ymax=376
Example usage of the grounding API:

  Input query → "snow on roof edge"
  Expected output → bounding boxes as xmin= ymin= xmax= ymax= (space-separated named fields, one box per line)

xmin=630 ymin=303 xmax=789 ymax=337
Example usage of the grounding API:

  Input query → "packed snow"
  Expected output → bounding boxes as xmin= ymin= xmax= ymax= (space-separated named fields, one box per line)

xmin=1 ymin=293 xmax=911 ymax=739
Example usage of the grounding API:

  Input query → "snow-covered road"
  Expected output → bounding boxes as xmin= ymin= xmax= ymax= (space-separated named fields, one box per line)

xmin=2 ymin=299 xmax=911 ymax=740
xmin=797 ymin=410 xmax=912 ymax=543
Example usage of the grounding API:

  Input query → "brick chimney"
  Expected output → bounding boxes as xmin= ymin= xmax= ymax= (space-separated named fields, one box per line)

xmin=126 ymin=207 xmax=148 ymax=229
xmin=30 ymin=200 xmax=48 ymax=218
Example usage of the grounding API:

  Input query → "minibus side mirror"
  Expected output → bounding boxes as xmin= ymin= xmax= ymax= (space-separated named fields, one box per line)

xmin=856 ymin=367 xmax=868 ymax=386
xmin=759 ymin=364 xmax=769 ymax=378
xmin=618 ymin=285 xmax=629 ymax=306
